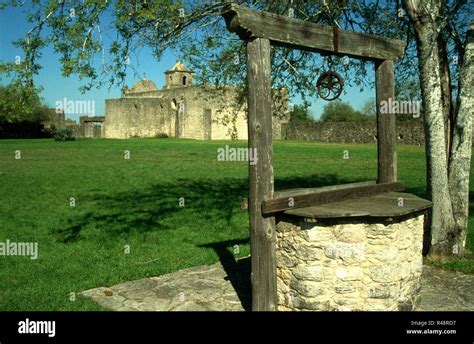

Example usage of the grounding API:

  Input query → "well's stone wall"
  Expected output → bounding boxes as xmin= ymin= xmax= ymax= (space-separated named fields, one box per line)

xmin=276 ymin=215 xmax=424 ymax=311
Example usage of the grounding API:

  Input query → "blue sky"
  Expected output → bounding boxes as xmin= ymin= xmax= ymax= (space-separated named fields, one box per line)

xmin=0 ymin=3 xmax=373 ymax=122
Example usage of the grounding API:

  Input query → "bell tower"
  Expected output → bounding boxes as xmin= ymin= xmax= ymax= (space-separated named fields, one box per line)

xmin=165 ymin=60 xmax=194 ymax=89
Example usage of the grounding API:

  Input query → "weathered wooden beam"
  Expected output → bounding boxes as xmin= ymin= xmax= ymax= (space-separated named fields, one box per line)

xmin=241 ymin=181 xmax=378 ymax=209
xmin=375 ymin=60 xmax=397 ymax=183
xmin=247 ymin=37 xmax=277 ymax=311
xmin=221 ymin=4 xmax=406 ymax=61
xmin=283 ymin=192 xmax=432 ymax=219
xmin=262 ymin=181 xmax=404 ymax=215
xmin=274 ymin=181 xmax=377 ymax=198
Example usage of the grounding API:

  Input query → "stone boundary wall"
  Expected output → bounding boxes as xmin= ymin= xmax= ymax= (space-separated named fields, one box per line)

xmin=282 ymin=121 xmax=425 ymax=145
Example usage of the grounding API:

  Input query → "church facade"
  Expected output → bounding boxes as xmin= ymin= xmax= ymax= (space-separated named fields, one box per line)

xmin=104 ymin=61 xmax=289 ymax=140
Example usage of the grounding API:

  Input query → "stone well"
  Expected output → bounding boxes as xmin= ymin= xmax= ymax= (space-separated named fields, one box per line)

xmin=276 ymin=213 xmax=425 ymax=311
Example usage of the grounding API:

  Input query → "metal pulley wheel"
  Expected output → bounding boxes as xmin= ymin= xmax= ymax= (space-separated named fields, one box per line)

xmin=317 ymin=71 xmax=344 ymax=101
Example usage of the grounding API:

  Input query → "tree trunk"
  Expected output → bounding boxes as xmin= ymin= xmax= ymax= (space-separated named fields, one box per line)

xmin=436 ymin=34 xmax=453 ymax=158
xmin=404 ymin=0 xmax=472 ymax=257
xmin=416 ymin=31 xmax=457 ymax=256
xmin=447 ymin=20 xmax=474 ymax=256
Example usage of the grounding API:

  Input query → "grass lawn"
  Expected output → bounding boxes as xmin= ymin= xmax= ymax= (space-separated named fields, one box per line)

xmin=0 ymin=138 xmax=472 ymax=311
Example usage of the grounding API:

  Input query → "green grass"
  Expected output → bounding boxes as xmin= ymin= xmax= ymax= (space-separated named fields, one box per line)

xmin=0 ymin=138 xmax=472 ymax=310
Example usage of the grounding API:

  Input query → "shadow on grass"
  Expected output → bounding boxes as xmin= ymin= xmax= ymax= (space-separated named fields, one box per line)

xmin=199 ymin=238 xmax=251 ymax=311
xmin=52 ymin=173 xmax=350 ymax=243
xmin=51 ymin=173 xmax=360 ymax=308
xmin=52 ymin=173 xmax=455 ymax=307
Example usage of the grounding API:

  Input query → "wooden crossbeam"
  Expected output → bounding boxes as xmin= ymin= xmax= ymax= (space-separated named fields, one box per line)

xmin=221 ymin=4 xmax=406 ymax=61
xmin=241 ymin=181 xmax=378 ymax=209
xmin=261 ymin=181 xmax=405 ymax=215
xmin=274 ymin=181 xmax=377 ymax=198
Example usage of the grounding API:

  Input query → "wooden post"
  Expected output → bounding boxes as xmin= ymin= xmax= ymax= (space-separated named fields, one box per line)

xmin=246 ymin=37 xmax=277 ymax=311
xmin=375 ymin=60 xmax=397 ymax=183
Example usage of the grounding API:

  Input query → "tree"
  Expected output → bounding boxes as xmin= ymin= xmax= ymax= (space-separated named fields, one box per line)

xmin=333 ymin=0 xmax=473 ymax=257
xmin=403 ymin=0 xmax=473 ymax=257
xmin=289 ymin=104 xmax=313 ymax=123
xmin=0 ymin=84 xmax=50 ymax=123
xmin=320 ymin=100 xmax=369 ymax=122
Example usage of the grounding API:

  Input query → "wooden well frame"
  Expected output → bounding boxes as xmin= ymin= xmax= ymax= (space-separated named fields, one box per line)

xmin=221 ymin=4 xmax=408 ymax=311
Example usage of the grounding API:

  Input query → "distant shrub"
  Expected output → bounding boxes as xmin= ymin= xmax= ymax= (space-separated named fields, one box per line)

xmin=320 ymin=100 xmax=371 ymax=122
xmin=53 ymin=128 xmax=75 ymax=141
xmin=45 ymin=124 xmax=57 ymax=137
xmin=289 ymin=104 xmax=314 ymax=123
xmin=155 ymin=132 xmax=168 ymax=138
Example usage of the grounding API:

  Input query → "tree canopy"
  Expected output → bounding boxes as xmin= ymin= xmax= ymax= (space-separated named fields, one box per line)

xmin=0 ymin=1 xmax=470 ymax=111
xmin=0 ymin=84 xmax=50 ymax=123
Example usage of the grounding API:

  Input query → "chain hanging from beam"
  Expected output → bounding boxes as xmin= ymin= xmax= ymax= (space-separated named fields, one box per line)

xmin=317 ymin=25 xmax=344 ymax=101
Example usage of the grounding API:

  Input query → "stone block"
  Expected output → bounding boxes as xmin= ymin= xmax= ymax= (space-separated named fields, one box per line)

xmin=290 ymin=280 xmax=325 ymax=298
xmin=291 ymin=264 xmax=324 ymax=282
xmin=276 ymin=221 xmax=296 ymax=233
xmin=368 ymin=282 xmax=399 ymax=299
xmin=335 ymin=281 xmax=359 ymax=294
xmin=302 ymin=225 xmax=334 ymax=242
xmin=325 ymin=243 xmax=365 ymax=262
xmin=371 ymin=246 xmax=399 ymax=262
xmin=276 ymin=253 xmax=298 ymax=268
xmin=294 ymin=245 xmax=324 ymax=262
xmin=334 ymin=224 xmax=365 ymax=243
xmin=333 ymin=295 xmax=363 ymax=307
xmin=335 ymin=267 xmax=363 ymax=281
xmin=292 ymin=297 xmax=331 ymax=311
xmin=370 ymin=264 xmax=401 ymax=283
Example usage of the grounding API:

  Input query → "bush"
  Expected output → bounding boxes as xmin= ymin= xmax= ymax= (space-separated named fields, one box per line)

xmin=320 ymin=100 xmax=370 ymax=122
xmin=53 ymin=128 xmax=75 ymax=141
xmin=155 ymin=132 xmax=169 ymax=138
xmin=289 ymin=105 xmax=313 ymax=123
